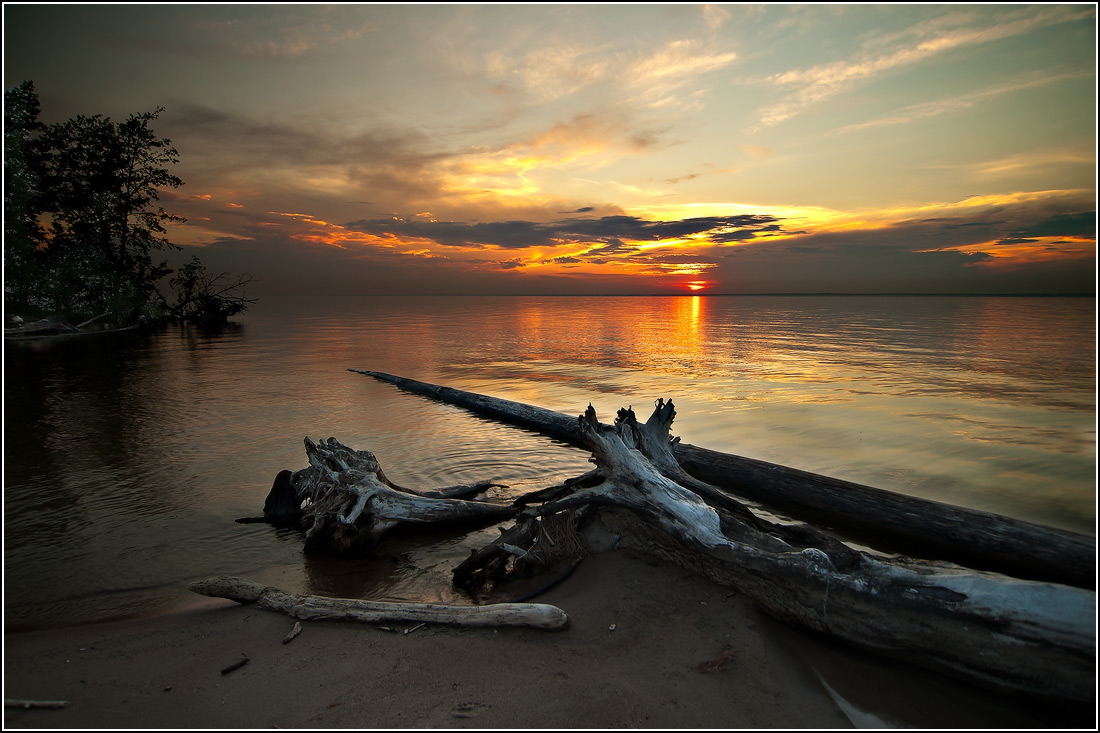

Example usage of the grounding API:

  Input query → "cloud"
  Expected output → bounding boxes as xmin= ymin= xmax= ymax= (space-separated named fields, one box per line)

xmin=484 ymin=44 xmax=613 ymax=101
xmin=708 ymin=224 xmax=784 ymax=243
xmin=755 ymin=5 xmax=1092 ymax=127
xmin=1014 ymin=211 xmax=1096 ymax=239
xmin=678 ymin=189 xmax=1094 ymax=293
xmin=836 ymin=70 xmax=1094 ymax=134
xmin=167 ymin=191 xmax=1094 ymax=296
xmin=629 ymin=39 xmax=738 ymax=86
xmin=584 ymin=238 xmax=636 ymax=257
xmin=479 ymin=29 xmax=737 ymax=112
xmin=343 ymin=213 xmax=788 ymax=251
xmin=963 ymin=151 xmax=1095 ymax=180
xmin=702 ymin=4 xmax=732 ymax=30
xmin=191 ymin=6 xmax=375 ymax=59
xmin=739 ymin=145 xmax=772 ymax=159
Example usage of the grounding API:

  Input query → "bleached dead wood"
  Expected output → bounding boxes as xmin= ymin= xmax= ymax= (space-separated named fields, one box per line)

xmin=240 ymin=372 xmax=1095 ymax=700
xmin=250 ymin=436 xmax=513 ymax=552
xmin=550 ymin=405 xmax=1094 ymax=702
xmin=4 ymin=699 xmax=71 ymax=710
xmin=189 ymin=575 xmax=568 ymax=630
xmin=354 ymin=369 xmax=1094 ymax=590
xmin=282 ymin=621 xmax=303 ymax=644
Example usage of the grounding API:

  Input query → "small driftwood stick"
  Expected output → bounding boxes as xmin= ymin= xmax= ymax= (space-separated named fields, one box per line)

xmin=282 ymin=621 xmax=303 ymax=644
xmin=4 ymin=699 xmax=71 ymax=710
xmin=220 ymin=657 xmax=250 ymax=675
xmin=189 ymin=575 xmax=568 ymax=631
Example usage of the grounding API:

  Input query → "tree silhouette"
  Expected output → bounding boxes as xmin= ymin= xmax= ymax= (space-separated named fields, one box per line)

xmin=4 ymin=81 xmax=254 ymax=327
xmin=4 ymin=80 xmax=47 ymax=310
xmin=164 ymin=255 xmax=257 ymax=327
xmin=38 ymin=107 xmax=183 ymax=316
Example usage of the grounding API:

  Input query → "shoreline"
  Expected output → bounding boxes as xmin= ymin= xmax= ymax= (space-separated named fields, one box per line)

xmin=5 ymin=549 xmax=1092 ymax=730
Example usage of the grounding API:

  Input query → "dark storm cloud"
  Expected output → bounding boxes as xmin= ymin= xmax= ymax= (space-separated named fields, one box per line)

xmin=343 ymin=213 xmax=787 ymax=250
xmin=1013 ymin=211 xmax=1096 ymax=239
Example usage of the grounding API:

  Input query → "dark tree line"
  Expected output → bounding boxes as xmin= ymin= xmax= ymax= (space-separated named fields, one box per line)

xmin=4 ymin=80 xmax=254 ymax=329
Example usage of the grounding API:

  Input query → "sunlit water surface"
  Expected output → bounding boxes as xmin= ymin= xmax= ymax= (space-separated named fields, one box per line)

xmin=4 ymin=295 xmax=1095 ymax=631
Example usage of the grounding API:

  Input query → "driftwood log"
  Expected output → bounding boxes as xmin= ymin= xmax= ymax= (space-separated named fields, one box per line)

xmin=353 ymin=369 xmax=1094 ymax=590
xmin=189 ymin=576 xmax=568 ymax=630
xmin=237 ymin=436 xmax=513 ymax=552
xmin=240 ymin=372 xmax=1094 ymax=702
xmin=4 ymin=313 xmax=144 ymax=340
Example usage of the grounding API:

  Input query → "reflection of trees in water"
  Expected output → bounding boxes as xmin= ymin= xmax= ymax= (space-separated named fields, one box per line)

xmin=3 ymin=325 xmax=248 ymax=625
xmin=6 ymin=334 xmax=150 ymax=531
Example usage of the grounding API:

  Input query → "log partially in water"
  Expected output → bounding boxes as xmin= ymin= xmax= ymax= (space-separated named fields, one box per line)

xmin=189 ymin=576 xmax=568 ymax=630
xmin=254 ymin=436 xmax=513 ymax=552
xmin=240 ymin=373 xmax=1094 ymax=701
xmin=351 ymin=369 xmax=1094 ymax=590
xmin=529 ymin=404 xmax=1095 ymax=703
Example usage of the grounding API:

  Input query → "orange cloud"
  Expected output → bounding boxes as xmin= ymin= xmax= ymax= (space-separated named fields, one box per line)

xmin=930 ymin=235 xmax=1095 ymax=270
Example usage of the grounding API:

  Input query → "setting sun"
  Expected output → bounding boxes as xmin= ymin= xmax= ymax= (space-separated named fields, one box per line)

xmin=683 ymin=281 xmax=711 ymax=291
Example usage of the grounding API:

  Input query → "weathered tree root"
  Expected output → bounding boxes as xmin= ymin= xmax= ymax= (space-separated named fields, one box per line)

xmin=189 ymin=575 xmax=568 ymax=630
xmin=452 ymin=507 xmax=588 ymax=596
xmin=249 ymin=437 xmax=514 ymax=552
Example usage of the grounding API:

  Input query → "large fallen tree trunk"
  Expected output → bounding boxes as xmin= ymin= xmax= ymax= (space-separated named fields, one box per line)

xmin=352 ymin=369 xmax=1094 ymax=590
xmin=539 ymin=404 xmax=1094 ymax=702
xmin=251 ymin=377 xmax=1094 ymax=702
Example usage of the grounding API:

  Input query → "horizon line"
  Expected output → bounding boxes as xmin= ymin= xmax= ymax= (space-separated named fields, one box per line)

xmin=257 ymin=291 xmax=1097 ymax=298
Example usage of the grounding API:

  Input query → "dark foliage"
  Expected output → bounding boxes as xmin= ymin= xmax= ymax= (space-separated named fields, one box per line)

xmin=4 ymin=81 xmax=254 ymax=327
xmin=163 ymin=255 xmax=257 ymax=327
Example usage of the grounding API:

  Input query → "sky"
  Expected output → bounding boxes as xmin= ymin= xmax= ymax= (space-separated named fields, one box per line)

xmin=4 ymin=3 xmax=1097 ymax=295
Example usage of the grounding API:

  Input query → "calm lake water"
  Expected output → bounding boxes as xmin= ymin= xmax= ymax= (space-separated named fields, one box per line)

xmin=4 ymin=295 xmax=1096 ymax=632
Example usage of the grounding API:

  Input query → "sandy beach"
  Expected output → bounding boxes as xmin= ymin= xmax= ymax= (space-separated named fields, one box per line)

xmin=4 ymin=548 xmax=1092 ymax=730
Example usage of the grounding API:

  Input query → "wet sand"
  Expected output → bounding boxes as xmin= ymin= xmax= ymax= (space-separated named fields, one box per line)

xmin=3 ymin=549 xmax=1093 ymax=729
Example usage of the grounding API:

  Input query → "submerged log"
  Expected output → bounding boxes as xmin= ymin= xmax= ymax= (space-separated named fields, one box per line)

xmin=189 ymin=576 xmax=568 ymax=630
xmin=352 ymin=369 xmax=1095 ymax=590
